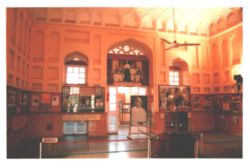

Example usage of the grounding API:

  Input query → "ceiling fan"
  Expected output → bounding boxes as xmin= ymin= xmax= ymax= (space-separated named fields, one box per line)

xmin=161 ymin=8 xmax=200 ymax=50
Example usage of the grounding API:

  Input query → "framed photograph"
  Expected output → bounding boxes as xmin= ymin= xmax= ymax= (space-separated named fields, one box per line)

xmin=79 ymin=96 xmax=91 ymax=108
xmin=51 ymin=95 xmax=59 ymax=106
xmin=130 ymin=96 xmax=148 ymax=126
xmin=159 ymin=85 xmax=190 ymax=112
xmin=7 ymin=87 xmax=16 ymax=108
xmin=95 ymin=96 xmax=104 ymax=108
xmin=21 ymin=91 xmax=30 ymax=113
xmin=191 ymin=95 xmax=201 ymax=111
xmin=201 ymin=95 xmax=212 ymax=111
xmin=7 ymin=86 xmax=17 ymax=116
xmin=212 ymin=94 xmax=223 ymax=112
xmin=62 ymin=86 xmax=105 ymax=113
xmin=107 ymin=55 xmax=149 ymax=85
xmin=22 ymin=91 xmax=29 ymax=106
xmin=32 ymin=95 xmax=40 ymax=106
xmin=222 ymin=94 xmax=231 ymax=112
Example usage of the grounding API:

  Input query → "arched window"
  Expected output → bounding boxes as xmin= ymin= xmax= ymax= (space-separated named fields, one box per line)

xmin=65 ymin=52 xmax=88 ymax=85
xmin=169 ymin=58 xmax=189 ymax=86
xmin=169 ymin=67 xmax=180 ymax=86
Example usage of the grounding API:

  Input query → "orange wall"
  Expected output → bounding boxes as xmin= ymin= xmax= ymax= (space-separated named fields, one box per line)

xmin=7 ymin=114 xmax=31 ymax=154
xmin=209 ymin=20 xmax=242 ymax=134
xmin=7 ymin=8 xmax=32 ymax=90
xmin=6 ymin=8 xmax=243 ymax=137
xmin=190 ymin=112 xmax=216 ymax=133
xmin=27 ymin=113 xmax=108 ymax=138
xmin=28 ymin=113 xmax=63 ymax=138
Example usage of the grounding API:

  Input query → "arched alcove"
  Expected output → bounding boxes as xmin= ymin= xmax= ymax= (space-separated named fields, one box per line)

xmin=169 ymin=58 xmax=189 ymax=85
xmin=211 ymin=43 xmax=219 ymax=69
xmin=221 ymin=39 xmax=228 ymax=67
xmin=209 ymin=23 xmax=216 ymax=35
xmin=122 ymin=12 xmax=139 ymax=28
xmin=65 ymin=10 xmax=77 ymax=23
xmin=48 ymin=32 xmax=60 ymax=63
xmin=141 ymin=15 xmax=154 ymax=29
xmin=230 ymin=34 xmax=242 ymax=65
xmin=65 ymin=51 xmax=89 ymax=65
xmin=32 ymin=31 xmax=45 ymax=61
xmin=48 ymin=8 xmax=62 ymax=22
xmin=227 ymin=12 xmax=236 ymax=27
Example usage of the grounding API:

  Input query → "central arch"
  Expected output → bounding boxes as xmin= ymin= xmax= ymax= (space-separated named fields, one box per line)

xmin=106 ymin=38 xmax=153 ymax=134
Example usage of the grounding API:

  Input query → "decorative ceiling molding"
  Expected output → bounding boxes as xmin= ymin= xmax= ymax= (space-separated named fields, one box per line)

xmin=29 ymin=7 xmax=242 ymax=36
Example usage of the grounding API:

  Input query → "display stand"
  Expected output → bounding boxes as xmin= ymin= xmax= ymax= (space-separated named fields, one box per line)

xmin=127 ymin=95 xmax=150 ymax=139
xmin=138 ymin=129 xmax=158 ymax=158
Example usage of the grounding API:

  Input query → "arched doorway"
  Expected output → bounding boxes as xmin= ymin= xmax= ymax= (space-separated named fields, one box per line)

xmin=107 ymin=39 xmax=152 ymax=135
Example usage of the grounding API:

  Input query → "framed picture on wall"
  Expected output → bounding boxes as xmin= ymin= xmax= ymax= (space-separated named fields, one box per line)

xmin=130 ymin=96 xmax=148 ymax=126
xmin=51 ymin=95 xmax=59 ymax=106
xmin=62 ymin=85 xmax=105 ymax=113
xmin=107 ymin=55 xmax=149 ymax=85
xmin=32 ymin=95 xmax=40 ymax=106
xmin=21 ymin=91 xmax=30 ymax=113
xmin=191 ymin=95 xmax=201 ymax=111
xmin=7 ymin=86 xmax=17 ymax=108
xmin=159 ymin=85 xmax=190 ymax=112
xmin=201 ymin=95 xmax=212 ymax=111
xmin=212 ymin=94 xmax=223 ymax=112
xmin=7 ymin=86 xmax=17 ymax=116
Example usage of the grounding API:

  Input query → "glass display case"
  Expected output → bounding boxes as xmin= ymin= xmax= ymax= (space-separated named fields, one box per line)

xmin=62 ymin=85 xmax=105 ymax=113
xmin=159 ymin=85 xmax=191 ymax=112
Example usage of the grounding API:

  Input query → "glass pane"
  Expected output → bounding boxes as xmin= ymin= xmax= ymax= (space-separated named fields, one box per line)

xmin=76 ymin=122 xmax=87 ymax=134
xmin=174 ymin=72 xmax=179 ymax=77
xmin=67 ymin=67 xmax=73 ymax=72
xmin=109 ymin=115 xmax=117 ymax=131
xmin=169 ymin=76 xmax=173 ymax=82
xmin=125 ymin=94 xmax=130 ymax=104
xmin=73 ymin=67 xmax=79 ymax=73
xmin=79 ymin=73 xmax=85 ymax=78
xmin=91 ymin=95 xmax=95 ymax=109
xmin=109 ymin=103 xmax=116 ymax=111
xmin=80 ymin=67 xmax=85 ymax=72
xmin=110 ymin=95 xmax=116 ymax=103
xmin=109 ymin=87 xmax=116 ymax=95
xmin=66 ymin=78 xmax=71 ymax=84
xmin=117 ymin=87 xmax=125 ymax=94
xmin=130 ymin=87 xmax=138 ymax=95
xmin=139 ymin=88 xmax=146 ymax=95
xmin=79 ymin=78 xmax=85 ymax=84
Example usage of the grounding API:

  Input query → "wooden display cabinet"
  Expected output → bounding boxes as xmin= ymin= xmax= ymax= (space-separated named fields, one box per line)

xmin=165 ymin=112 xmax=188 ymax=134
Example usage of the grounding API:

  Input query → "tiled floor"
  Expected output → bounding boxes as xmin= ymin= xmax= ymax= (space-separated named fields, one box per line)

xmin=7 ymin=130 xmax=242 ymax=159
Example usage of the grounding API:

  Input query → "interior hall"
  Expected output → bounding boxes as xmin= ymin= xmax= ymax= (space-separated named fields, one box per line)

xmin=6 ymin=7 xmax=243 ymax=158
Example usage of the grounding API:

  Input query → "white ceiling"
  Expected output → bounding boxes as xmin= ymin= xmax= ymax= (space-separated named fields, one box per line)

xmin=29 ymin=7 xmax=241 ymax=35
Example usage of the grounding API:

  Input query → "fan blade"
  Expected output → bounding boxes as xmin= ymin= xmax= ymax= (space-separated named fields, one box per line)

xmin=161 ymin=38 xmax=172 ymax=44
xmin=164 ymin=45 xmax=178 ymax=50
xmin=179 ymin=43 xmax=200 ymax=46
